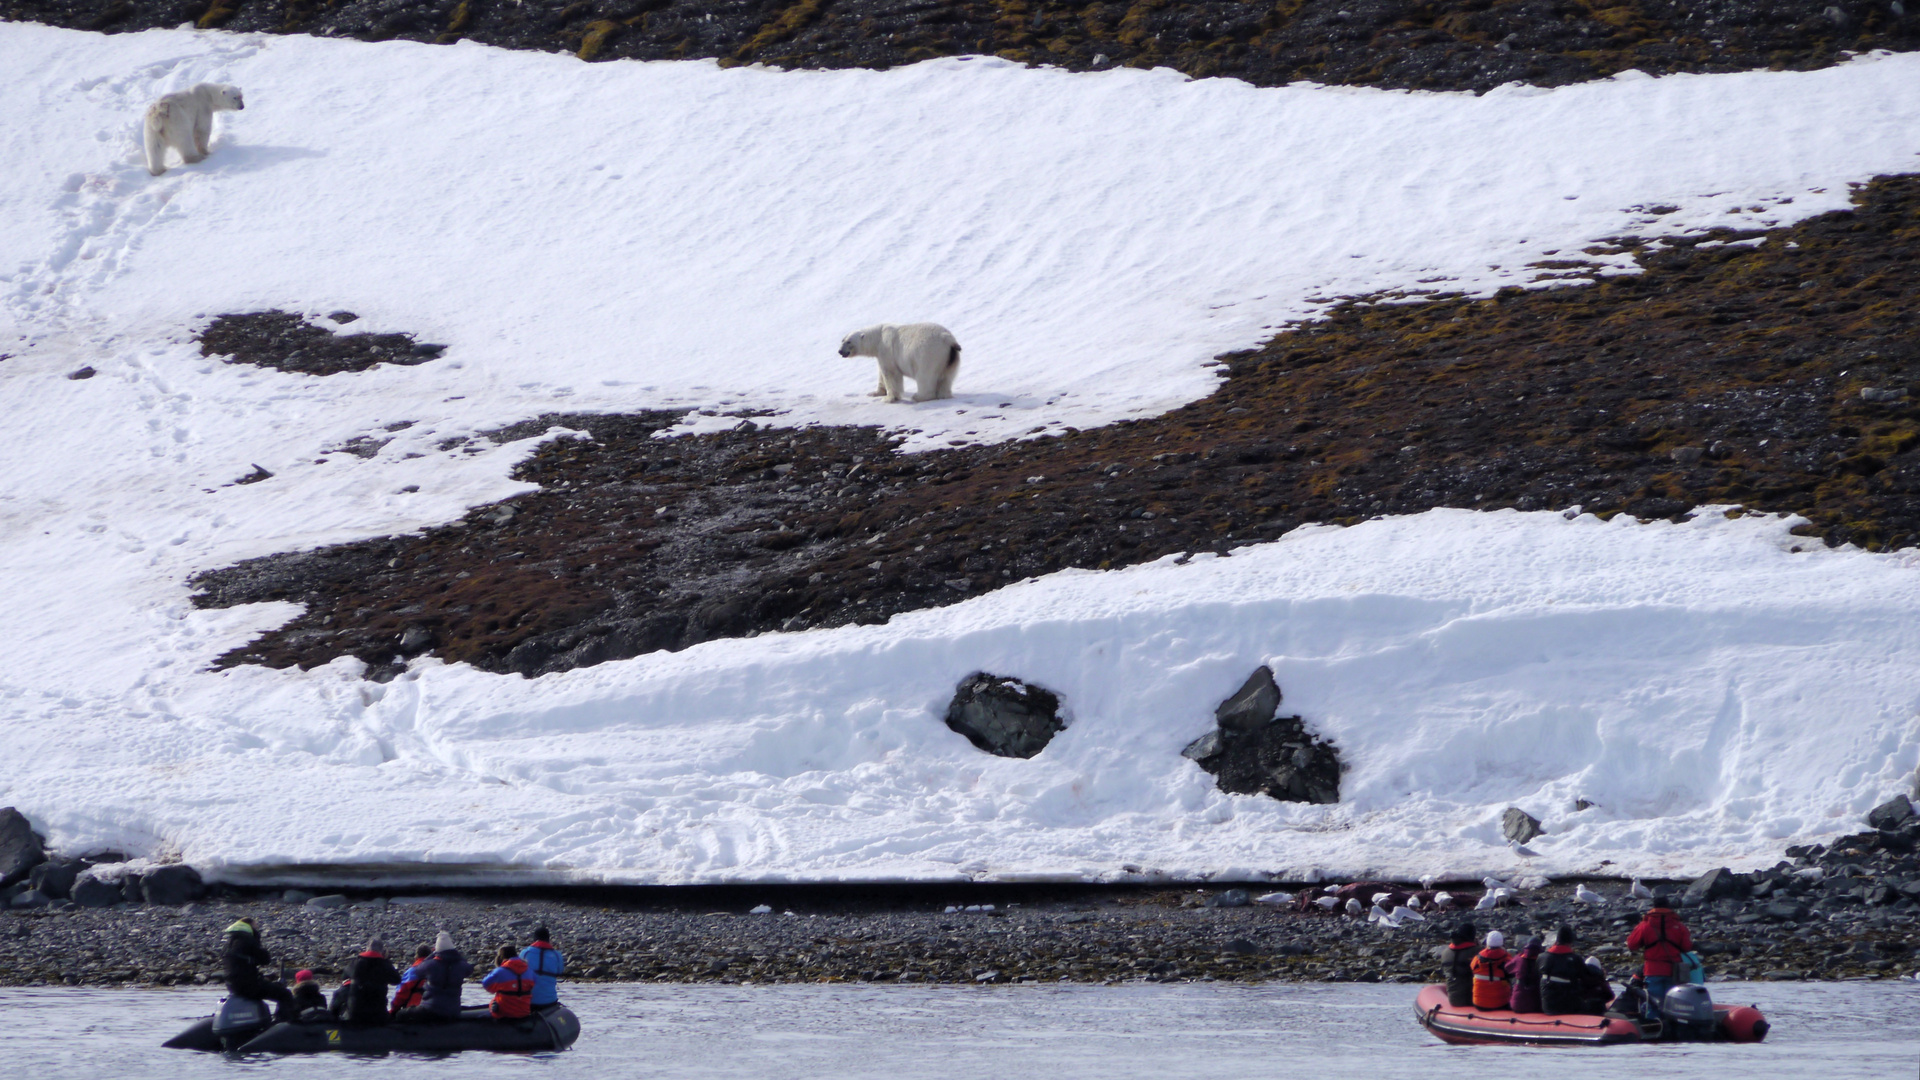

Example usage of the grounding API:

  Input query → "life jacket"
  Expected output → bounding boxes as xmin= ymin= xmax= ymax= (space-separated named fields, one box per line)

xmin=1627 ymin=908 xmax=1692 ymax=977
xmin=521 ymin=942 xmax=565 ymax=1006
xmin=484 ymin=958 xmax=535 ymax=1020
xmin=1471 ymin=947 xmax=1512 ymax=1009
xmin=391 ymin=961 xmax=427 ymax=1012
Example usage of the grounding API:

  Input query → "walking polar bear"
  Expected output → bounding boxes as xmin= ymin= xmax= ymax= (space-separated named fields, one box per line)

xmin=143 ymin=83 xmax=245 ymax=176
xmin=838 ymin=323 xmax=961 ymax=403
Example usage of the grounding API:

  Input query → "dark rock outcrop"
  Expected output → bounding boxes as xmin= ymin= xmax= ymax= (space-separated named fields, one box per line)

xmin=70 ymin=873 xmax=122 ymax=909
xmin=1501 ymin=808 xmax=1545 ymax=845
xmin=944 ymin=674 xmax=1065 ymax=759
xmin=1685 ymin=866 xmax=1749 ymax=905
xmin=1182 ymin=667 xmax=1341 ymax=804
xmin=28 ymin=858 xmax=82 ymax=900
xmin=0 ymin=808 xmax=45 ymax=888
xmin=1868 ymin=794 xmax=1915 ymax=831
xmin=140 ymin=865 xmax=205 ymax=906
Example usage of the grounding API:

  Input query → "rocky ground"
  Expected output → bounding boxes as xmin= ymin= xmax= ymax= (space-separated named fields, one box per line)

xmin=4 ymin=0 xmax=1915 ymax=94
xmin=3 ymin=800 xmax=1917 ymax=988
xmin=191 ymin=175 xmax=1920 ymax=680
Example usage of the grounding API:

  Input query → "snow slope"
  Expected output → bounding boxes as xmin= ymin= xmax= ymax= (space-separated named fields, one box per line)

xmin=1 ymin=23 xmax=1917 ymax=882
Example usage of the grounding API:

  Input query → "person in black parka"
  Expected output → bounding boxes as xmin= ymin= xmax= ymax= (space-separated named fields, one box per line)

xmin=395 ymin=931 xmax=474 ymax=1024
xmin=222 ymin=918 xmax=297 ymax=1022
xmin=1443 ymin=921 xmax=1477 ymax=1007
xmin=1540 ymin=925 xmax=1613 ymax=1015
xmin=340 ymin=937 xmax=403 ymax=1027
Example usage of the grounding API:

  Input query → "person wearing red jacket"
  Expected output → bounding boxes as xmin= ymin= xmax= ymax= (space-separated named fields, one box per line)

xmin=480 ymin=945 xmax=536 ymax=1021
xmin=389 ymin=943 xmax=433 ymax=1015
xmin=1470 ymin=930 xmax=1512 ymax=1010
xmin=1626 ymin=892 xmax=1693 ymax=1015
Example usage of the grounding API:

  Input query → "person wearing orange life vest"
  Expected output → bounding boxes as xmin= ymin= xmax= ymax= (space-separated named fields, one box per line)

xmin=480 ymin=945 xmax=536 ymax=1021
xmin=389 ymin=943 xmax=433 ymax=1016
xmin=1470 ymin=930 xmax=1513 ymax=1009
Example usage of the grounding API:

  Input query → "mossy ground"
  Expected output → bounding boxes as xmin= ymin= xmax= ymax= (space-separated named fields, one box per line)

xmin=191 ymin=175 xmax=1920 ymax=679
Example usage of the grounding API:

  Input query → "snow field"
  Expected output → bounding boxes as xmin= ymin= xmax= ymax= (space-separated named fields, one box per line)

xmin=0 ymin=23 xmax=1918 ymax=882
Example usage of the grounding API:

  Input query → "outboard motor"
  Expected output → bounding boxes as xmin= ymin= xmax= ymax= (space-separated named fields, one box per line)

xmin=210 ymin=996 xmax=273 ymax=1050
xmin=1660 ymin=983 xmax=1718 ymax=1040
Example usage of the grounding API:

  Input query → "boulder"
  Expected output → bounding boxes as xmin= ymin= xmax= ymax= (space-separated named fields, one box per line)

xmin=0 ymin=808 xmax=46 ymax=888
xmin=1501 ymin=808 xmax=1544 ymax=845
xmin=305 ymin=893 xmax=351 ymax=909
xmin=1762 ymin=901 xmax=1807 ymax=922
xmin=28 ymin=858 xmax=82 ymax=900
xmin=70 ymin=873 xmax=122 ymax=909
xmin=121 ymin=874 xmax=146 ymax=904
xmin=1868 ymin=794 xmax=1914 ymax=831
xmin=1213 ymin=666 xmax=1280 ymax=733
xmin=140 ymin=864 xmax=204 ymax=906
xmin=283 ymin=889 xmax=315 ymax=904
xmin=1684 ymin=867 xmax=1749 ymax=905
xmin=943 ymin=673 xmax=1065 ymax=759
xmin=10 ymin=889 xmax=49 ymax=909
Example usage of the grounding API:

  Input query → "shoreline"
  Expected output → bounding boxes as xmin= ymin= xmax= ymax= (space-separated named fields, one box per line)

xmin=3 ymin=878 xmax=1912 ymax=990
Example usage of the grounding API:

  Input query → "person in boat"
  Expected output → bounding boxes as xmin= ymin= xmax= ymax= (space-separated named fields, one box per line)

xmin=1608 ymin=974 xmax=1651 ymax=1021
xmin=289 ymin=969 xmax=331 ymax=1022
xmin=520 ymin=926 xmax=565 ymax=1009
xmin=222 ymin=918 xmax=298 ymax=1022
xmin=338 ymin=937 xmax=403 ymax=1027
xmin=395 ymin=932 xmax=474 ymax=1024
xmin=1443 ymin=922 xmax=1477 ymax=1007
xmin=1470 ymin=930 xmax=1512 ymax=1010
xmin=1539 ymin=925 xmax=1613 ymax=1015
xmin=482 ymin=945 xmax=537 ymax=1021
xmin=1625 ymin=892 xmax=1693 ymax=1014
xmin=1505 ymin=934 xmax=1545 ymax=1013
xmin=390 ymin=943 xmax=433 ymax=1015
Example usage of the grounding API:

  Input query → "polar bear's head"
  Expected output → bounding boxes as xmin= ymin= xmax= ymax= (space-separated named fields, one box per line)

xmin=210 ymin=84 xmax=245 ymax=111
xmin=838 ymin=327 xmax=878 ymax=358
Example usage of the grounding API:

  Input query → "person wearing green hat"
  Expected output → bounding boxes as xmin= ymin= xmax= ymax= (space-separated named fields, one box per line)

xmin=222 ymin=917 xmax=296 ymax=1021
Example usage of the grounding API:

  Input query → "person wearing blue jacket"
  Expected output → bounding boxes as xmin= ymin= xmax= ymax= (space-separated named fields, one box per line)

xmin=519 ymin=926 xmax=565 ymax=1008
xmin=396 ymin=932 xmax=474 ymax=1023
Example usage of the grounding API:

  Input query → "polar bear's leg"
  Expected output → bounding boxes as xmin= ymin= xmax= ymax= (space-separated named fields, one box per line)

xmin=869 ymin=375 xmax=887 ymax=397
xmin=934 ymin=347 xmax=960 ymax=399
xmin=191 ymin=110 xmax=212 ymax=158
xmin=142 ymin=114 xmax=169 ymax=176
xmin=878 ymin=361 xmax=905 ymax=403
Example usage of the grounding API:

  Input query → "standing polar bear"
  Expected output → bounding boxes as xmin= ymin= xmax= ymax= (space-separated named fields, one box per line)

xmin=838 ymin=323 xmax=961 ymax=403
xmin=143 ymin=83 xmax=245 ymax=176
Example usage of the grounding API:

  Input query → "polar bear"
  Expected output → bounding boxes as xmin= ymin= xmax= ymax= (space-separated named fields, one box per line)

xmin=838 ymin=322 xmax=961 ymax=403
xmin=143 ymin=83 xmax=245 ymax=176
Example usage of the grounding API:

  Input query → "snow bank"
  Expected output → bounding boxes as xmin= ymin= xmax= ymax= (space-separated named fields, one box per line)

xmin=1 ymin=25 xmax=1918 ymax=882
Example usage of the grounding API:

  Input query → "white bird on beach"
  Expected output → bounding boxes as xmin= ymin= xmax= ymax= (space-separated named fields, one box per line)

xmin=1368 ymin=903 xmax=1392 ymax=924
xmin=1391 ymin=905 xmax=1426 ymax=923
xmin=1253 ymin=891 xmax=1294 ymax=906
xmin=1432 ymin=891 xmax=1456 ymax=910
xmin=1419 ymin=874 xmax=1438 ymax=890
xmin=1325 ymin=884 xmax=1343 ymax=894
xmin=1314 ymin=895 xmax=1340 ymax=910
xmin=1509 ymin=840 xmax=1540 ymax=857
xmin=1345 ymin=897 xmax=1364 ymax=917
xmin=1629 ymin=878 xmax=1654 ymax=899
xmin=1405 ymin=894 xmax=1423 ymax=911
xmin=1574 ymin=884 xmax=1605 ymax=904
xmin=1483 ymin=876 xmax=1511 ymax=892
xmin=1371 ymin=892 xmax=1395 ymax=907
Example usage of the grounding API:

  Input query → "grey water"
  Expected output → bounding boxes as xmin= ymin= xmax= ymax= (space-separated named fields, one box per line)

xmin=7 ymin=981 xmax=1918 ymax=1078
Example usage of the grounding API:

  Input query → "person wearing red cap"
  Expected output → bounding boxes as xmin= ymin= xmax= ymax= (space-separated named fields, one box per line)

xmin=288 ymin=969 xmax=329 ymax=1021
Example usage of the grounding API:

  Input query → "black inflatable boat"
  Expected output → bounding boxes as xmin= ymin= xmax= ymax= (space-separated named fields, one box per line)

xmin=165 ymin=996 xmax=581 ymax=1054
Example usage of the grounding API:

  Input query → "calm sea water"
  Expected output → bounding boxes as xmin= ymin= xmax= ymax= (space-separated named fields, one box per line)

xmin=6 ymin=981 xmax=1916 ymax=1078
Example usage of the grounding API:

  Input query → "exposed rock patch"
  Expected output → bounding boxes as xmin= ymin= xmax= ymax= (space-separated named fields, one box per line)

xmin=197 ymin=311 xmax=446 ymax=376
xmin=1182 ymin=667 xmax=1341 ymax=804
xmin=5 ymin=0 xmax=1914 ymax=96
xmin=1501 ymin=807 xmax=1544 ymax=845
xmin=0 ymin=809 xmax=45 ymax=889
xmin=191 ymin=176 xmax=1920 ymax=679
xmin=944 ymin=673 xmax=1065 ymax=759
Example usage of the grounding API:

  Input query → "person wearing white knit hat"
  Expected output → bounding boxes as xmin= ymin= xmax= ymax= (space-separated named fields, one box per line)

xmin=395 ymin=930 xmax=473 ymax=1024
xmin=1471 ymin=930 xmax=1513 ymax=1010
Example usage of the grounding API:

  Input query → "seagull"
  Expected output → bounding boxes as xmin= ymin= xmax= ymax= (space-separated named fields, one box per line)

xmin=1314 ymin=895 xmax=1340 ymax=910
xmin=1371 ymin=892 xmax=1395 ymax=907
xmin=1432 ymin=891 xmax=1456 ymax=910
xmin=1390 ymin=905 xmax=1426 ymax=923
xmin=1574 ymin=884 xmax=1605 ymax=904
xmin=1475 ymin=891 xmax=1499 ymax=911
xmin=1253 ymin=891 xmax=1294 ymax=906
xmin=1345 ymin=897 xmax=1364 ymax=917
xmin=1368 ymin=903 xmax=1392 ymax=924
xmin=1483 ymin=876 xmax=1511 ymax=892
xmin=1325 ymin=884 xmax=1344 ymax=894
xmin=1509 ymin=840 xmax=1540 ymax=857
xmin=1405 ymin=894 xmax=1424 ymax=911
xmin=1792 ymin=866 xmax=1825 ymax=882
xmin=1419 ymin=874 xmax=1439 ymax=890
xmin=1629 ymin=878 xmax=1653 ymax=899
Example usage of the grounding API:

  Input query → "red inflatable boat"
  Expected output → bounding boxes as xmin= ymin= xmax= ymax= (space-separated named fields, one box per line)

xmin=1414 ymin=985 xmax=1769 ymax=1047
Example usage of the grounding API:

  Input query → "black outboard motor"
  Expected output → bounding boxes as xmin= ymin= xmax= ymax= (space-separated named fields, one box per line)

xmin=211 ymin=996 xmax=273 ymax=1050
xmin=1660 ymin=983 xmax=1718 ymax=1040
